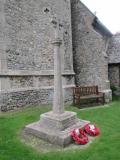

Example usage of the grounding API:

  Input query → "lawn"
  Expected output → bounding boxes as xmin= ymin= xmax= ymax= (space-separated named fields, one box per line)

xmin=0 ymin=97 xmax=120 ymax=160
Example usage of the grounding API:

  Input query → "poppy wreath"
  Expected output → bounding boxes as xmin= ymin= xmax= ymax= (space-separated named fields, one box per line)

xmin=71 ymin=128 xmax=89 ymax=145
xmin=84 ymin=124 xmax=100 ymax=136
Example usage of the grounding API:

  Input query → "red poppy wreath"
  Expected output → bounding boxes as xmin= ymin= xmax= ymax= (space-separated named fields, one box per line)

xmin=84 ymin=124 xmax=100 ymax=136
xmin=71 ymin=128 xmax=89 ymax=145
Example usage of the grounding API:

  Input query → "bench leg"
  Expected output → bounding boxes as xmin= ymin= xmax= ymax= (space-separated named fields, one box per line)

xmin=73 ymin=96 xmax=79 ymax=106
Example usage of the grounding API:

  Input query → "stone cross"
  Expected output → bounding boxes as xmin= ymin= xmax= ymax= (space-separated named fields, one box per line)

xmin=51 ymin=16 xmax=64 ymax=114
xmin=25 ymin=16 xmax=89 ymax=147
xmin=51 ymin=16 xmax=63 ymax=39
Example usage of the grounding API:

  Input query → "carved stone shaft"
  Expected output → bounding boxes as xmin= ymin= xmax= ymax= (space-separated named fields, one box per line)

xmin=52 ymin=38 xmax=64 ymax=114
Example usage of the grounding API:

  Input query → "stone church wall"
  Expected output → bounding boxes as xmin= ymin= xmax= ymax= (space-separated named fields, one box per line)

xmin=107 ymin=34 xmax=120 ymax=64
xmin=107 ymin=34 xmax=120 ymax=89
xmin=0 ymin=0 xmax=74 ymax=111
xmin=108 ymin=65 xmax=120 ymax=89
xmin=0 ymin=0 xmax=114 ymax=111
xmin=71 ymin=0 xmax=112 ymax=102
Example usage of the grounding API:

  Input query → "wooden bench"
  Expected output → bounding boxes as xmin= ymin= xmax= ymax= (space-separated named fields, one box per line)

xmin=73 ymin=86 xmax=105 ymax=106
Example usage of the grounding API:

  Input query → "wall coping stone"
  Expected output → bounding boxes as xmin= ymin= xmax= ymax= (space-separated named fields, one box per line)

xmin=0 ymin=70 xmax=75 ymax=76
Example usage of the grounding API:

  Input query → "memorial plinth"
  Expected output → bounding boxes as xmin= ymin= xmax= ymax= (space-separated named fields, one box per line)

xmin=25 ymin=17 xmax=89 ymax=147
xmin=25 ymin=111 xmax=89 ymax=147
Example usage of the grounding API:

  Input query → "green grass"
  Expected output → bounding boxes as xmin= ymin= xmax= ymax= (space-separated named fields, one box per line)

xmin=0 ymin=98 xmax=120 ymax=160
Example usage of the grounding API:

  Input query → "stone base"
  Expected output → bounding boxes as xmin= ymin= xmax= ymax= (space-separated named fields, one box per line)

xmin=25 ymin=111 xmax=89 ymax=147
xmin=102 ymin=89 xmax=112 ymax=103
